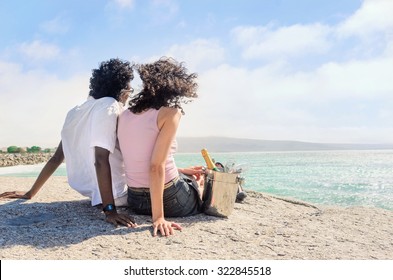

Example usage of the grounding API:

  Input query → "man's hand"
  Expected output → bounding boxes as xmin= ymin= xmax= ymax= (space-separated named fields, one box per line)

xmin=105 ymin=212 xmax=137 ymax=228
xmin=0 ymin=191 xmax=32 ymax=200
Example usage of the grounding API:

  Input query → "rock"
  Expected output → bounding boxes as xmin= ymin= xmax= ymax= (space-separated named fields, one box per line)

xmin=0 ymin=153 xmax=54 ymax=167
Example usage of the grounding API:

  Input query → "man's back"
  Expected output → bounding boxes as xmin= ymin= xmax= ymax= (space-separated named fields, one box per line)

xmin=61 ymin=97 xmax=126 ymax=206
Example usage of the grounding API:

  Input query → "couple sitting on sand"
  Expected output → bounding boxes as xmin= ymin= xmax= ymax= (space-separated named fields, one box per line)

xmin=0 ymin=57 xmax=205 ymax=237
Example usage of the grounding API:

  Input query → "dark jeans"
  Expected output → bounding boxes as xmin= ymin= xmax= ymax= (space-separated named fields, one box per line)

xmin=127 ymin=173 xmax=202 ymax=217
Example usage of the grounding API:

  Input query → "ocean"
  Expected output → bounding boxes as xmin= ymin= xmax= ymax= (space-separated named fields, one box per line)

xmin=1 ymin=150 xmax=392 ymax=211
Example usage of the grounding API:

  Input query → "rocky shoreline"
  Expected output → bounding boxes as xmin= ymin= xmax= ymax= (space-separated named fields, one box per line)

xmin=0 ymin=153 xmax=54 ymax=167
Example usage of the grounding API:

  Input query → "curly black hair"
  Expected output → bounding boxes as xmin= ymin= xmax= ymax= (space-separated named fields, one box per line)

xmin=128 ymin=57 xmax=198 ymax=114
xmin=89 ymin=58 xmax=134 ymax=101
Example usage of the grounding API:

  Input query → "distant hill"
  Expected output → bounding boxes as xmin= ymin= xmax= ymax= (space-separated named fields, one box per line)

xmin=177 ymin=137 xmax=393 ymax=153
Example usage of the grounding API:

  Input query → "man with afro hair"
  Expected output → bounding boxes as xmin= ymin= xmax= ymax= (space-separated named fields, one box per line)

xmin=1 ymin=59 xmax=136 ymax=228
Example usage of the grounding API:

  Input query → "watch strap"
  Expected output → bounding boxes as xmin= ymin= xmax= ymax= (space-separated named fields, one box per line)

xmin=103 ymin=204 xmax=116 ymax=213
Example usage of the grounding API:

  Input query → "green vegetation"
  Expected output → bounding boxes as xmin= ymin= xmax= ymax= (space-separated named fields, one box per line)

xmin=27 ymin=146 xmax=41 ymax=153
xmin=7 ymin=146 xmax=21 ymax=153
xmin=4 ymin=146 xmax=53 ymax=154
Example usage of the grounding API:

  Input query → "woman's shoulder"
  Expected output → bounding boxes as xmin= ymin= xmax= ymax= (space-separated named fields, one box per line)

xmin=159 ymin=107 xmax=181 ymax=118
xmin=159 ymin=106 xmax=181 ymax=114
xmin=157 ymin=107 xmax=181 ymax=129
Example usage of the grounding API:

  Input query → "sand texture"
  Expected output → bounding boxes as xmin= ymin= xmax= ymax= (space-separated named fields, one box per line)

xmin=0 ymin=176 xmax=392 ymax=260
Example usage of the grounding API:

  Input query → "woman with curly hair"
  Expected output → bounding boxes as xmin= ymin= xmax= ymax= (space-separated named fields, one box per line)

xmin=0 ymin=58 xmax=136 ymax=228
xmin=118 ymin=57 xmax=204 ymax=236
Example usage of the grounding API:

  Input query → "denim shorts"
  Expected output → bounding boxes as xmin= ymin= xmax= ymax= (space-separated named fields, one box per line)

xmin=127 ymin=173 xmax=202 ymax=217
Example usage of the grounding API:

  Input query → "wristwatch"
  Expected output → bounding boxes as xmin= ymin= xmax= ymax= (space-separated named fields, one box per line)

xmin=103 ymin=204 xmax=116 ymax=213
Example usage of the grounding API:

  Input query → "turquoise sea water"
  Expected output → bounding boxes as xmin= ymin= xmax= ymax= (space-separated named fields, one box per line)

xmin=1 ymin=150 xmax=392 ymax=210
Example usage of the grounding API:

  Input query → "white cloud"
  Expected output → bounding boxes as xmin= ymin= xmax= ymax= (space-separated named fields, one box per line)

xmin=18 ymin=40 xmax=61 ymax=61
xmin=176 ymin=20 xmax=187 ymax=29
xmin=232 ymin=23 xmax=332 ymax=60
xmin=181 ymin=0 xmax=389 ymax=143
xmin=313 ymin=55 xmax=393 ymax=99
xmin=178 ymin=41 xmax=393 ymax=143
xmin=105 ymin=0 xmax=135 ymax=21
xmin=337 ymin=0 xmax=393 ymax=38
xmin=111 ymin=0 xmax=135 ymax=9
xmin=40 ymin=16 xmax=70 ymax=34
xmin=0 ymin=61 xmax=89 ymax=148
xmin=3 ymin=0 xmax=393 ymax=146
xmin=166 ymin=39 xmax=226 ymax=71
xmin=150 ymin=0 xmax=179 ymax=22
xmin=152 ymin=0 xmax=177 ymax=10
xmin=231 ymin=0 xmax=393 ymax=63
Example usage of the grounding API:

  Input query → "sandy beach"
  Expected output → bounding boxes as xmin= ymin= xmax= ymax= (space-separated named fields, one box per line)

xmin=0 ymin=176 xmax=392 ymax=260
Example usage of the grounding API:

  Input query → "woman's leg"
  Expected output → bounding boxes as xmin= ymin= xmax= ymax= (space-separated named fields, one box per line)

xmin=163 ymin=175 xmax=203 ymax=217
xmin=127 ymin=188 xmax=152 ymax=215
xmin=127 ymin=175 xmax=203 ymax=217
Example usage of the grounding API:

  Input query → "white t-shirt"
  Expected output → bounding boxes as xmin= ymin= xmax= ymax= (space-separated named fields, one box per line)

xmin=61 ymin=96 xmax=127 ymax=206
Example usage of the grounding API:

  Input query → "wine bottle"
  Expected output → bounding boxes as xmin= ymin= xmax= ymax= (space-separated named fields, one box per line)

xmin=201 ymin=148 xmax=219 ymax=171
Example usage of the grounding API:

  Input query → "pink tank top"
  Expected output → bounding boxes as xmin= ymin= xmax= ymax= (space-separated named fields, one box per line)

xmin=118 ymin=108 xmax=179 ymax=188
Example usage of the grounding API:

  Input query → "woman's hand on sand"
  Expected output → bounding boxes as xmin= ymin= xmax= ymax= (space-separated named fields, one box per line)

xmin=0 ymin=191 xmax=32 ymax=200
xmin=105 ymin=212 xmax=138 ymax=228
xmin=153 ymin=217 xmax=182 ymax=237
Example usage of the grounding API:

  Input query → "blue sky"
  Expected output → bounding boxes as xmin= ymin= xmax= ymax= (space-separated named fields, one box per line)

xmin=1 ymin=0 xmax=393 ymax=148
